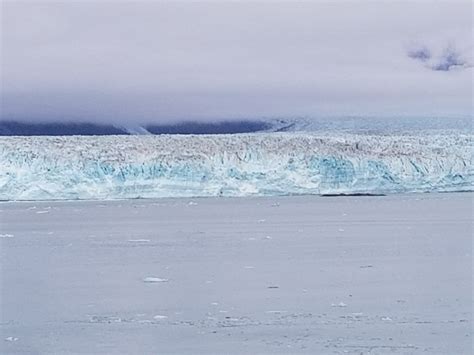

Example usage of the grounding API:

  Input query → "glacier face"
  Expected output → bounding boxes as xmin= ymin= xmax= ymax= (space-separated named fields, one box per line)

xmin=0 ymin=133 xmax=472 ymax=201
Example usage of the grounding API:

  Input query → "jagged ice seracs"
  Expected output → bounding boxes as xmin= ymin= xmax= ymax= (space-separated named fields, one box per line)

xmin=0 ymin=133 xmax=472 ymax=200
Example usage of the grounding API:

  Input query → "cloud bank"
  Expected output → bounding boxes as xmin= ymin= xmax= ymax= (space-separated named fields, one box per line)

xmin=1 ymin=1 xmax=472 ymax=124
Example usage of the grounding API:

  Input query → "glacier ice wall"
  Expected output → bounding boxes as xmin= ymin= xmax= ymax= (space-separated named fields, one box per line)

xmin=0 ymin=133 xmax=472 ymax=201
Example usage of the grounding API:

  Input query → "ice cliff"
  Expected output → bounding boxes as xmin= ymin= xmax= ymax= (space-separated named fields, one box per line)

xmin=0 ymin=133 xmax=472 ymax=200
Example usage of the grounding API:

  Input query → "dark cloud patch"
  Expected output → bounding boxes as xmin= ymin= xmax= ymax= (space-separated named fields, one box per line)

xmin=407 ymin=46 xmax=431 ymax=62
xmin=431 ymin=45 xmax=471 ymax=71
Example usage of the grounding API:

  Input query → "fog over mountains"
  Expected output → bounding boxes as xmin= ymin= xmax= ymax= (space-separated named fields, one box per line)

xmin=0 ymin=120 xmax=272 ymax=136
xmin=0 ymin=117 xmax=471 ymax=136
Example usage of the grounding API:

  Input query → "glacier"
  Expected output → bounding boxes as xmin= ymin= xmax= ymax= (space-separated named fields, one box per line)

xmin=0 ymin=133 xmax=472 ymax=201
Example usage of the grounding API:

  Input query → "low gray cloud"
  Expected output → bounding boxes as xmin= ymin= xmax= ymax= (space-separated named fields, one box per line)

xmin=1 ymin=1 xmax=472 ymax=123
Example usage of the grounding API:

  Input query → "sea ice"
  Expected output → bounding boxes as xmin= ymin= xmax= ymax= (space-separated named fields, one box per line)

xmin=153 ymin=315 xmax=168 ymax=320
xmin=4 ymin=337 xmax=18 ymax=342
xmin=143 ymin=277 xmax=169 ymax=283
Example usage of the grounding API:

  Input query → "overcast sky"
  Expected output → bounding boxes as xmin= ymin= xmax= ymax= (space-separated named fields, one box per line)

xmin=1 ymin=0 xmax=472 ymax=124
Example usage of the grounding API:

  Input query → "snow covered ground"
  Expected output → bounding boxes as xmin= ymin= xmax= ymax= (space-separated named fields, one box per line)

xmin=0 ymin=193 xmax=471 ymax=354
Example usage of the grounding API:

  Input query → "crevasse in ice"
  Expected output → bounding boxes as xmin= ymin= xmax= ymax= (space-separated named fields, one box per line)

xmin=0 ymin=133 xmax=472 ymax=200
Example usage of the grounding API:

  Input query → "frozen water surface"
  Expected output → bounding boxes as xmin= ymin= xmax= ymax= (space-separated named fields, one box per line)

xmin=0 ymin=193 xmax=471 ymax=354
